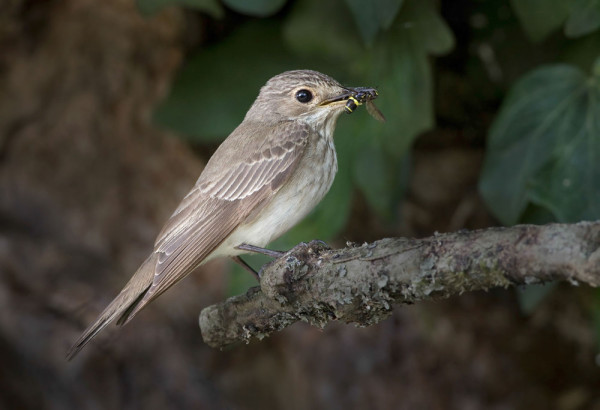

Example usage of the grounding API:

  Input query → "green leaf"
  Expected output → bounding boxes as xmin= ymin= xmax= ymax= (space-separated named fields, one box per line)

xmin=283 ymin=0 xmax=363 ymax=61
xmin=565 ymin=0 xmax=600 ymax=37
xmin=519 ymin=204 xmax=561 ymax=224
xmin=562 ymin=31 xmax=600 ymax=72
xmin=351 ymin=131 xmax=410 ymax=220
xmin=510 ymin=0 xmax=570 ymax=42
xmin=344 ymin=0 xmax=404 ymax=44
xmin=353 ymin=139 xmax=395 ymax=218
xmin=137 ymin=0 xmax=224 ymax=18
xmin=222 ymin=0 xmax=287 ymax=17
xmin=397 ymin=0 xmax=455 ymax=55
xmin=366 ymin=0 xmax=454 ymax=158
xmin=511 ymin=0 xmax=600 ymax=41
xmin=479 ymin=63 xmax=600 ymax=224
xmin=153 ymin=22 xmax=300 ymax=142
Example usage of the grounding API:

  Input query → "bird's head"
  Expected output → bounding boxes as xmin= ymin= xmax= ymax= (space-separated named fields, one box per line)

xmin=245 ymin=70 xmax=361 ymax=129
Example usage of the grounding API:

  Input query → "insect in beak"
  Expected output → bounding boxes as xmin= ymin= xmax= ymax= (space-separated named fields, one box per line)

xmin=343 ymin=87 xmax=385 ymax=122
xmin=320 ymin=86 xmax=385 ymax=122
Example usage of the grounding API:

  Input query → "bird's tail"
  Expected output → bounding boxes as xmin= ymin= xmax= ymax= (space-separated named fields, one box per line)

xmin=66 ymin=254 xmax=157 ymax=360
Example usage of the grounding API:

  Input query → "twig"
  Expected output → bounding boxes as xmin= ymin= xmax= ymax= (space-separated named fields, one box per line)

xmin=199 ymin=222 xmax=600 ymax=348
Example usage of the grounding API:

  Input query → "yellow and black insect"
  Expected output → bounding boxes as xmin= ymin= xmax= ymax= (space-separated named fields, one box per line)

xmin=343 ymin=87 xmax=385 ymax=122
xmin=344 ymin=96 xmax=361 ymax=114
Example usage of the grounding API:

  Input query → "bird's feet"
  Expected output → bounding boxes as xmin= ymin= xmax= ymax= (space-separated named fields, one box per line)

xmin=236 ymin=240 xmax=330 ymax=258
xmin=233 ymin=240 xmax=331 ymax=279
xmin=235 ymin=244 xmax=284 ymax=258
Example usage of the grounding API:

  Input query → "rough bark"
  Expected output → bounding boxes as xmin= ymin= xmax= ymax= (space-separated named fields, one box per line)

xmin=200 ymin=221 xmax=600 ymax=348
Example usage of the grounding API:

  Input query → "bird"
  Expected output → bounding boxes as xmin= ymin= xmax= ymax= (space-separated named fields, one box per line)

xmin=67 ymin=69 xmax=380 ymax=359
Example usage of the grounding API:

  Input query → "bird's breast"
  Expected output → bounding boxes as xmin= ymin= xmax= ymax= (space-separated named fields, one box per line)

xmin=215 ymin=132 xmax=338 ymax=256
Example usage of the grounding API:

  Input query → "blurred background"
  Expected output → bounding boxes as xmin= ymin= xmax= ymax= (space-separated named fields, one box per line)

xmin=1 ymin=0 xmax=599 ymax=408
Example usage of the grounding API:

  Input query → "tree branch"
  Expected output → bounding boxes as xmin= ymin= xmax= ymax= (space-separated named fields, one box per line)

xmin=199 ymin=222 xmax=600 ymax=349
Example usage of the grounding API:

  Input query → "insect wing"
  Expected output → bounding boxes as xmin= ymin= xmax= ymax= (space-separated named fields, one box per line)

xmin=366 ymin=101 xmax=386 ymax=122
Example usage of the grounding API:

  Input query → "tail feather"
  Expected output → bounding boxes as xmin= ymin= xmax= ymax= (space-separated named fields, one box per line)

xmin=114 ymin=290 xmax=147 ymax=326
xmin=66 ymin=254 xmax=157 ymax=360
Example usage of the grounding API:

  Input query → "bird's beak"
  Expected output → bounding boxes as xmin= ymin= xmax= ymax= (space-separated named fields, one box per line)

xmin=319 ymin=88 xmax=355 ymax=106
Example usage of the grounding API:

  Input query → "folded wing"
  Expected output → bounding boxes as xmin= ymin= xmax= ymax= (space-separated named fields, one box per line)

xmin=122 ymin=121 xmax=311 ymax=322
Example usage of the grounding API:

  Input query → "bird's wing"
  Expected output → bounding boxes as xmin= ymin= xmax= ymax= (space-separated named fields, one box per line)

xmin=122 ymin=121 xmax=311 ymax=322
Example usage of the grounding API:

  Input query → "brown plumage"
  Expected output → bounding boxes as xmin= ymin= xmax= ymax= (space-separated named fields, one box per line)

xmin=67 ymin=70 xmax=379 ymax=359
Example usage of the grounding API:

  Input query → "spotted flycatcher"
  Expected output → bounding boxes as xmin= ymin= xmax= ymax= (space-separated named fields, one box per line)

xmin=67 ymin=70 xmax=381 ymax=358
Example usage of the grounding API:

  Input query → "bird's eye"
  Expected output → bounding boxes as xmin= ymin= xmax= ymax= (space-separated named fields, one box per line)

xmin=295 ymin=89 xmax=313 ymax=103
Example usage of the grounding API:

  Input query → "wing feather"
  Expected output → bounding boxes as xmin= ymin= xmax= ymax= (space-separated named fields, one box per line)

xmin=124 ymin=121 xmax=311 ymax=320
